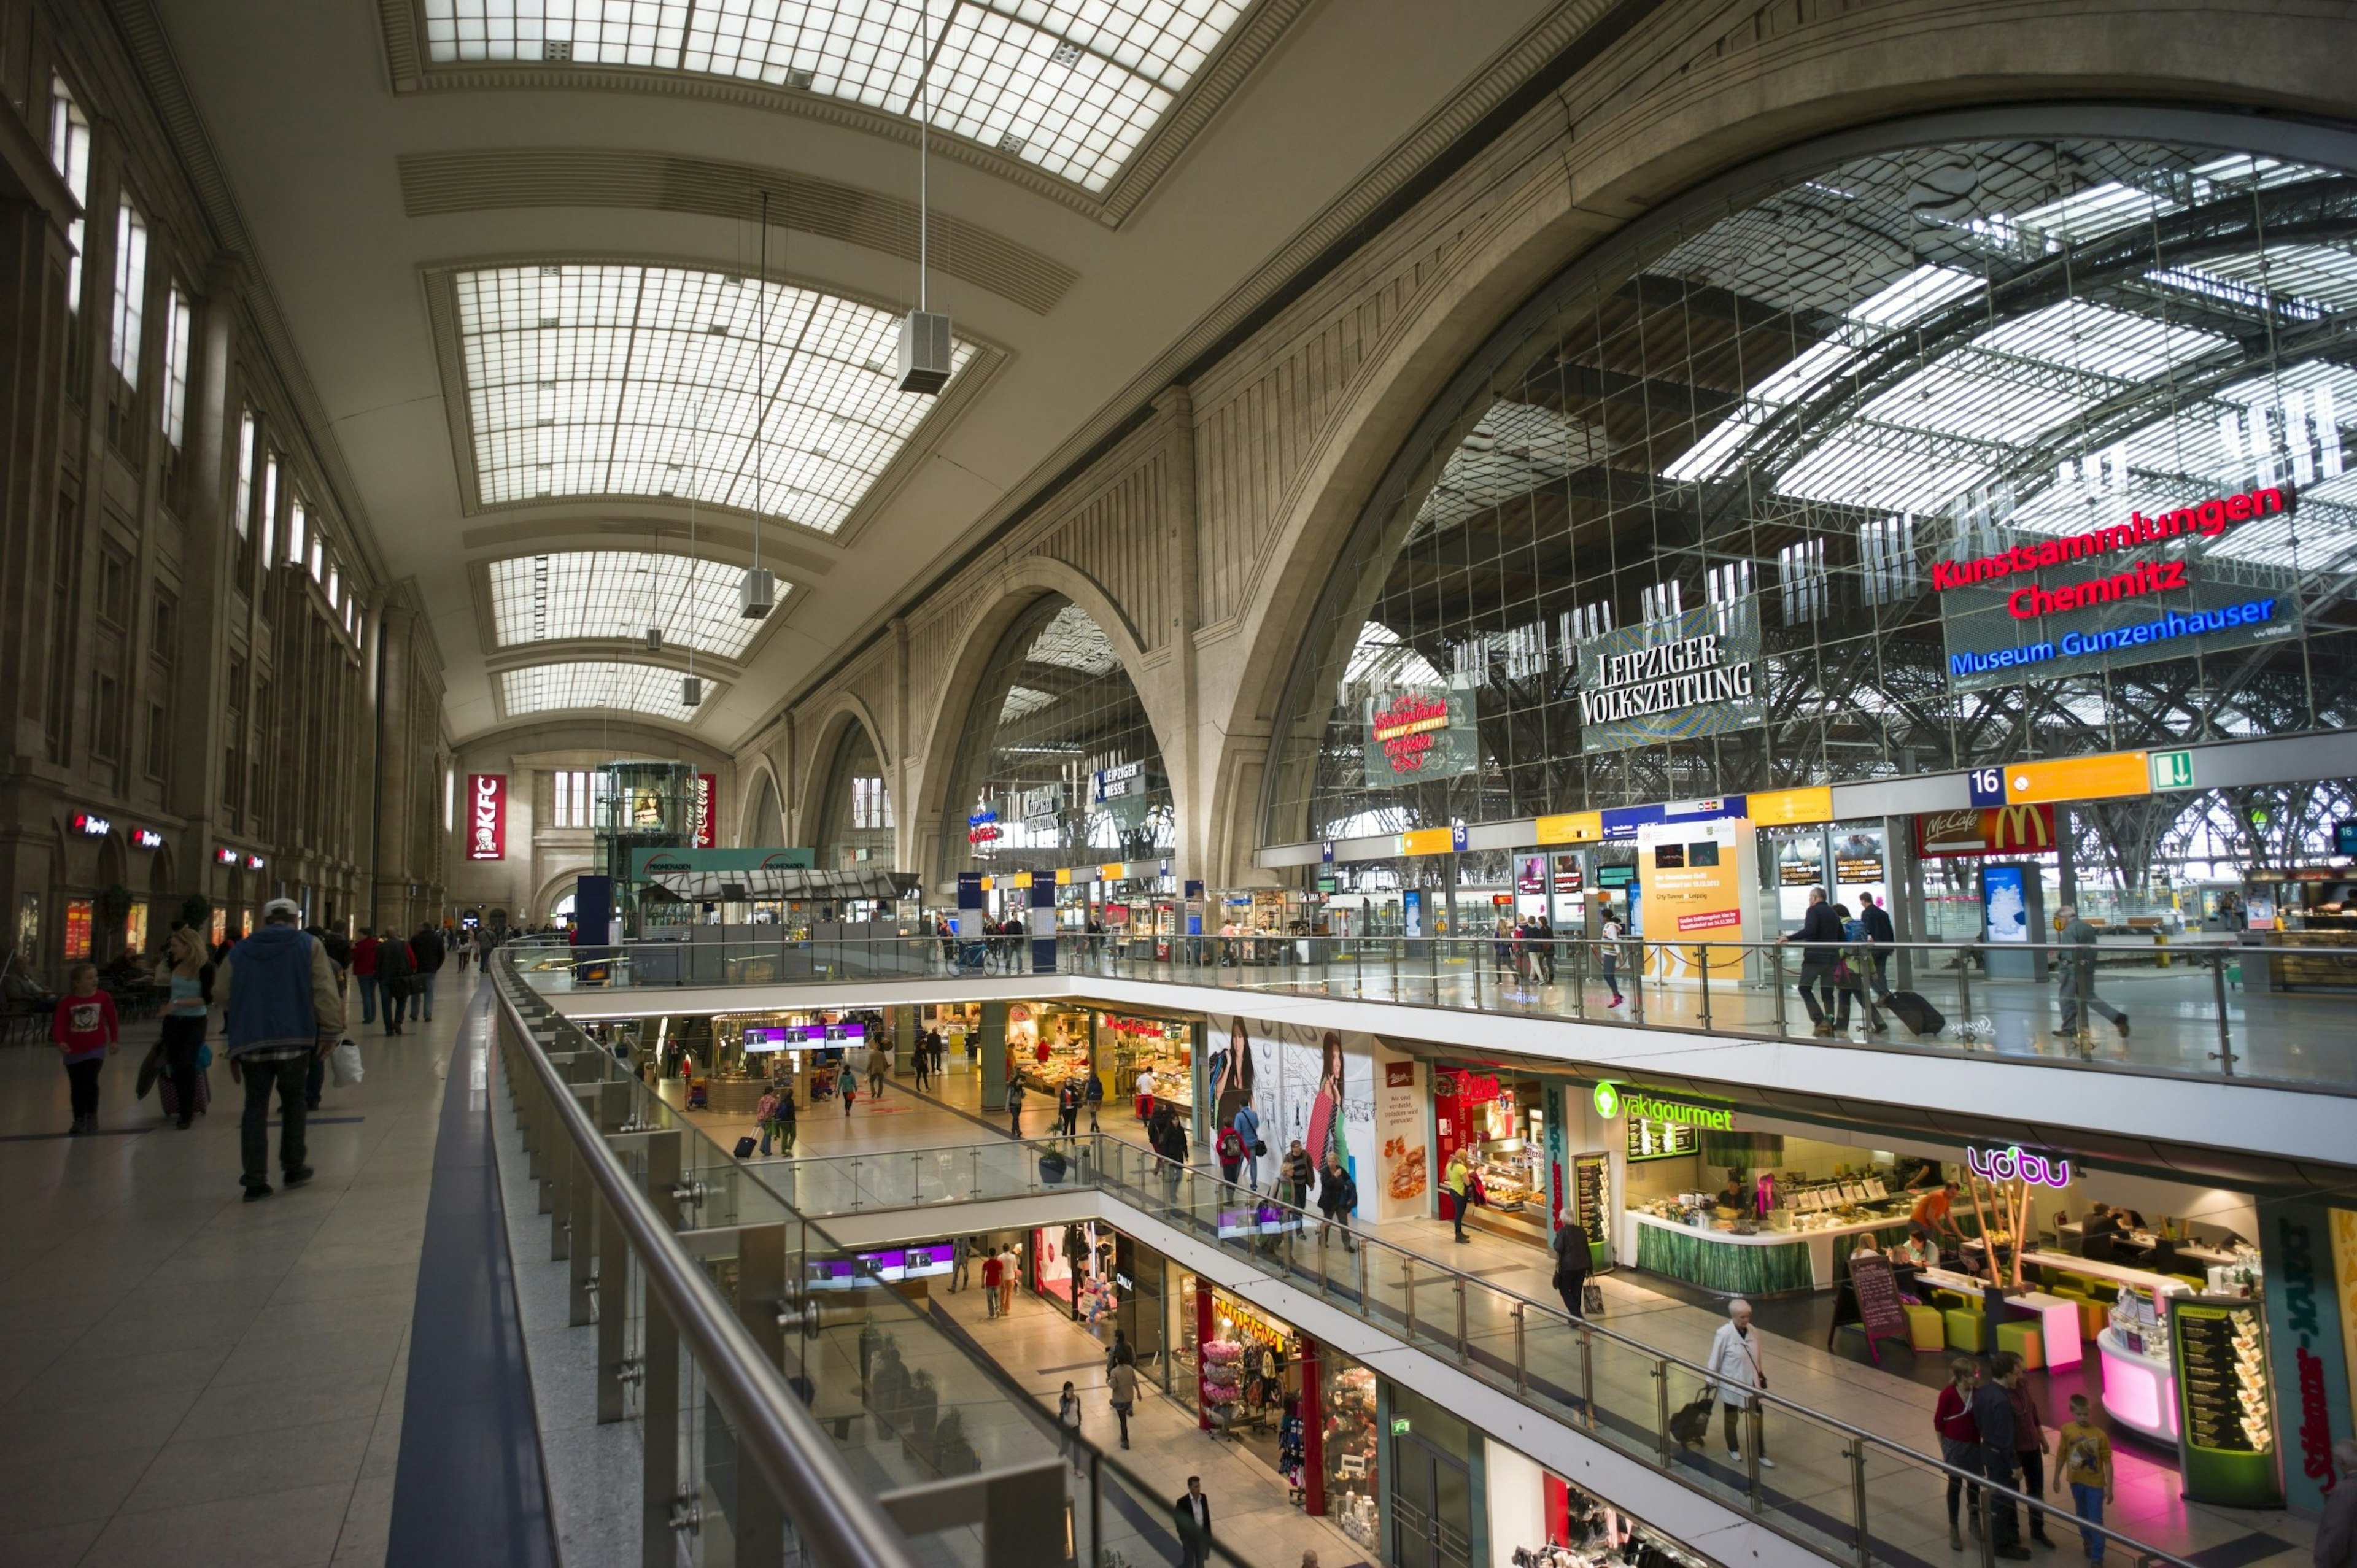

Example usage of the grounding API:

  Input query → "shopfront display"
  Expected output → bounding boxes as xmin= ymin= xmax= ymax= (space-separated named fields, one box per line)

xmin=1323 ymin=1354 xmax=1380 ymax=1551
xmin=1185 ymin=1279 xmax=1302 ymax=1482
xmin=1103 ymin=1011 xmax=1193 ymax=1122
xmin=1501 ymin=1469 xmax=1711 ymax=1568
xmin=1034 ymin=1221 xmax=1120 ymax=1326
xmin=1006 ymin=1003 xmax=1093 ymax=1095
xmin=1432 ymin=1067 xmax=1550 ymax=1243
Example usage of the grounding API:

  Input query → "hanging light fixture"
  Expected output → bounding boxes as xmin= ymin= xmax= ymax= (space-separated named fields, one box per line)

xmin=897 ymin=1 xmax=953 ymax=395
xmin=743 ymin=193 xmax=780 ymax=619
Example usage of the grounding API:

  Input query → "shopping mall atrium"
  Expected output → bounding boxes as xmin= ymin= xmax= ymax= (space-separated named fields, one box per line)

xmin=6 ymin=1 xmax=2357 ymax=1566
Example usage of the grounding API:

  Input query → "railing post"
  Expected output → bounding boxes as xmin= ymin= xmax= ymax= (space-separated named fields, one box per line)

xmin=1579 ymin=1329 xmax=1595 ymax=1430
xmin=1849 ymin=1440 xmax=1870 ymax=1568
xmin=735 ymin=1223 xmax=789 ymax=1568
xmin=642 ymin=1291 xmax=681 ymax=1568
xmin=597 ymin=1191 xmax=630 ymax=1423
xmin=1403 ymin=1257 xmax=1416 ymax=1340
xmin=1744 ymin=1404 xmax=1763 ymax=1504
xmin=570 ymin=1143 xmax=597 ymax=1327
xmin=1977 ymin=1480 xmax=1997 ymax=1568
xmin=1512 ymin=1302 xmax=1526 ymax=1393
xmin=1698 ymin=943 xmax=1711 ymax=1029
xmin=1772 ymin=943 xmax=1789 ymax=1035
xmin=1453 ymin=1276 xmax=1468 ymax=1364
xmin=1355 ymin=1234 xmax=1369 ymax=1313
xmin=2210 ymin=948 xmax=2237 ymax=1075
xmin=1654 ymin=1359 xmax=1673 ymax=1468
xmin=1957 ymin=943 xmax=1974 ymax=1030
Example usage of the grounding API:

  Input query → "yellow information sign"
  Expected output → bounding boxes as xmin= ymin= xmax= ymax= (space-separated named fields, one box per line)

xmin=1011 ymin=872 xmax=1032 ymax=889
xmin=1055 ymin=868 xmax=1072 ymax=886
xmin=1099 ymin=863 xmax=1126 ymax=882
xmin=1533 ymin=811 xmax=1603 ymax=845
xmin=1747 ymin=786 xmax=1834 ymax=827
xmin=1398 ymin=827 xmax=1456 ymax=857
xmin=2005 ymin=752 xmax=2151 ymax=805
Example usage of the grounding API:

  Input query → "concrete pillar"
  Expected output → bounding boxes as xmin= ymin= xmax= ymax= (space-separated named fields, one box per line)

xmin=169 ymin=258 xmax=241 ymax=902
xmin=892 ymin=1003 xmax=916 ymax=1073
xmin=1885 ymin=815 xmax=1919 ymax=991
xmin=373 ymin=601 xmax=418 ymax=929
xmin=977 ymin=999 xmax=1008 ymax=1113
xmin=1155 ymin=385 xmax=1202 ymax=886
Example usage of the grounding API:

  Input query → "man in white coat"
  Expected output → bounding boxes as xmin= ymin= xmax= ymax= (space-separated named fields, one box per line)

xmin=1708 ymin=1299 xmax=1775 ymax=1470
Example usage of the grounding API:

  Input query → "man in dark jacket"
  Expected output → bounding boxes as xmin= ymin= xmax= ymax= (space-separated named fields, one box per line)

xmin=1972 ymin=1353 xmax=2032 ymax=1559
xmin=216 ymin=898 xmax=344 ymax=1200
xmin=1554 ymin=1218 xmax=1593 ymax=1319
xmin=375 ymin=929 xmax=414 ymax=1035
xmin=1172 ymin=1477 xmax=1211 ymax=1568
xmin=1857 ymin=892 xmax=1896 ymax=999
xmin=1318 ymin=1154 xmax=1358 ymax=1252
xmin=409 ymin=922 xmax=447 ymax=1022
xmin=1780 ymin=887 xmax=1845 ymax=1036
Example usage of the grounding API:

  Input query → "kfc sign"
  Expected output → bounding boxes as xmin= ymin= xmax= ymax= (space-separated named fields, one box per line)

xmin=694 ymin=773 xmax=718 ymax=849
xmin=468 ymin=774 xmax=507 ymax=861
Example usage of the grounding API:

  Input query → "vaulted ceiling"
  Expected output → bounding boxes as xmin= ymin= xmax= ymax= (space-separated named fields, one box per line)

xmin=148 ymin=0 xmax=1561 ymax=744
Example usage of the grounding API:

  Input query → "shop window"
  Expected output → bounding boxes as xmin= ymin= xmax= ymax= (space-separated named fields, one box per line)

xmin=64 ymin=897 xmax=93 ymax=959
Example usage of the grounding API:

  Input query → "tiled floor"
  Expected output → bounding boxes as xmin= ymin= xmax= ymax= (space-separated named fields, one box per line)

xmin=0 ymin=983 xmax=459 ymax=1567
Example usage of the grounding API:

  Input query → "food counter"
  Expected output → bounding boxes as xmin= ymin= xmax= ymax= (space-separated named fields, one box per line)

xmin=1626 ymin=1203 xmax=1918 ymax=1296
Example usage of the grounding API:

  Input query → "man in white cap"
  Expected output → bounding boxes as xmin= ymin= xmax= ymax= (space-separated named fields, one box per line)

xmin=215 ymin=897 xmax=345 ymax=1200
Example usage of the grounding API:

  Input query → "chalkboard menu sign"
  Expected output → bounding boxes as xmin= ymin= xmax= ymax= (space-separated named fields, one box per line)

xmin=1829 ymin=1251 xmax=1913 ymax=1363
xmin=1571 ymin=1153 xmax=1611 ymax=1251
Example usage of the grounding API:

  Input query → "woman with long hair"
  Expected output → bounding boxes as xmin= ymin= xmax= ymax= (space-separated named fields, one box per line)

xmin=1214 ymin=1016 xmax=1255 ymax=1132
xmin=1304 ymin=1029 xmax=1347 ymax=1172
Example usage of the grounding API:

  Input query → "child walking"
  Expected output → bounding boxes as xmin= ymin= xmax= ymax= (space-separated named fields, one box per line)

xmin=2054 ymin=1394 xmax=2114 ymax=1562
xmin=52 ymin=964 xmax=120 ymax=1134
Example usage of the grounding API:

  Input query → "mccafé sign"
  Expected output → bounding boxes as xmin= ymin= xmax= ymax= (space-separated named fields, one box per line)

xmin=1930 ymin=485 xmax=2293 ymax=597
xmin=468 ymin=774 xmax=506 ymax=861
xmin=1916 ymin=803 xmax=2056 ymax=859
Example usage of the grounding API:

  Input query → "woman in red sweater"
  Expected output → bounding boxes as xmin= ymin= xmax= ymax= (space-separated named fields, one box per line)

xmin=52 ymin=963 xmax=120 ymax=1135
xmin=1935 ymin=1356 xmax=1984 ymax=1550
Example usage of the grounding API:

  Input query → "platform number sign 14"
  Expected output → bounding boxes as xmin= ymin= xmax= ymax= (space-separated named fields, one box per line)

xmin=1967 ymin=767 xmax=2007 ymax=808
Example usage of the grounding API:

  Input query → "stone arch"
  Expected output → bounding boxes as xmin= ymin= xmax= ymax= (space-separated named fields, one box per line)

xmin=1203 ymin=76 xmax=2357 ymax=879
xmin=532 ymin=865 xmax=594 ymax=924
xmin=905 ymin=555 xmax=1168 ymax=886
xmin=792 ymin=692 xmax=892 ymax=842
xmin=738 ymin=757 xmax=788 ymax=847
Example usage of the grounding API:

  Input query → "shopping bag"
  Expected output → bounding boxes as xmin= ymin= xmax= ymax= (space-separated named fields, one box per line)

xmin=1582 ymin=1282 xmax=1606 ymax=1316
xmin=136 ymin=1041 xmax=165 ymax=1099
xmin=330 ymin=1038 xmax=365 ymax=1087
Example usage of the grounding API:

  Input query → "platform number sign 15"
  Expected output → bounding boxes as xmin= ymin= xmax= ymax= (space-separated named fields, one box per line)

xmin=1967 ymin=767 xmax=2007 ymax=808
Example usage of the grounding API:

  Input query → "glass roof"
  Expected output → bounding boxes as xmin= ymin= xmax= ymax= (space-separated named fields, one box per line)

xmin=487 ymin=550 xmax=773 ymax=660
xmin=453 ymin=263 xmax=973 ymax=527
xmin=419 ymin=0 xmax=1250 ymax=194
xmin=500 ymin=660 xmax=716 ymax=720
xmin=1024 ymin=602 xmax=1121 ymax=675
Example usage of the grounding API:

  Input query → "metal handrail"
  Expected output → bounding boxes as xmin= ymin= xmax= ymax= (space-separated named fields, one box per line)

xmin=488 ymin=968 xmax=921 ymax=1568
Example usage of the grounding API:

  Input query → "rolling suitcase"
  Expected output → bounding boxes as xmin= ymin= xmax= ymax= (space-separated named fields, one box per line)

xmin=158 ymin=1067 xmax=210 ymax=1119
xmin=1668 ymin=1394 xmax=1715 ymax=1448
xmin=733 ymin=1136 xmax=757 ymax=1159
xmin=1884 ymin=990 xmax=1945 ymax=1038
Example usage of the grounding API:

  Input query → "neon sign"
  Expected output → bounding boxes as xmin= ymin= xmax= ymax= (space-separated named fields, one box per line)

xmin=1371 ymin=693 xmax=1450 ymax=773
xmin=1930 ymin=486 xmax=2293 ymax=592
xmin=131 ymin=827 xmax=164 ymax=849
xmin=1966 ymin=1143 xmax=2072 ymax=1188
xmin=468 ymin=774 xmax=506 ymax=861
xmin=69 ymin=813 xmax=111 ymax=838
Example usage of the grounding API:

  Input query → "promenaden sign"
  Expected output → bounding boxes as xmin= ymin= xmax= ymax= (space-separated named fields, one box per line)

xmin=1576 ymin=601 xmax=1763 ymax=755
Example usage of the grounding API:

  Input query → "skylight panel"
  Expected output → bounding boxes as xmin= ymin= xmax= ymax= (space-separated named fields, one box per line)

xmin=1844 ymin=264 xmax=1982 ymax=330
xmin=453 ymin=263 xmax=971 ymax=525
xmin=1025 ymin=604 xmax=1120 ymax=675
xmin=999 ymin=685 xmax=1055 ymax=724
xmin=420 ymin=0 xmax=1251 ymax=194
xmin=487 ymin=551 xmax=773 ymax=660
xmin=500 ymin=660 xmax=716 ymax=719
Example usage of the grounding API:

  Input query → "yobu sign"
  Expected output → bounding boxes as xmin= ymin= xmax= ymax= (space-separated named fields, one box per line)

xmin=467 ymin=774 xmax=506 ymax=860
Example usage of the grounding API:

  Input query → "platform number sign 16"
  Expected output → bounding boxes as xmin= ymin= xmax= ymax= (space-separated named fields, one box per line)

xmin=1967 ymin=767 xmax=2007 ymax=808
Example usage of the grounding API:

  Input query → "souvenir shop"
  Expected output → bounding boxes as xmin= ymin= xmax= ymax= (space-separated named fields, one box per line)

xmin=1032 ymin=1219 xmax=1120 ymax=1328
xmin=1006 ymin=1002 xmax=1095 ymax=1096
xmin=1489 ymin=1445 xmax=1714 ymax=1568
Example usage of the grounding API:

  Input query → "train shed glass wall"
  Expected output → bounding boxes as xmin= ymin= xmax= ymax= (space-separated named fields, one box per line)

xmin=1267 ymin=129 xmax=2357 ymax=887
xmin=940 ymin=594 xmax=1174 ymax=881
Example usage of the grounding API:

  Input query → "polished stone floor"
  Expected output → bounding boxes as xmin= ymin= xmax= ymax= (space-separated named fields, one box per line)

xmin=0 ymin=982 xmax=461 ymax=1567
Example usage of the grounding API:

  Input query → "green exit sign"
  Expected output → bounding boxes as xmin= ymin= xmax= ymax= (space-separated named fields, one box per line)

xmin=1390 ymin=1417 xmax=1411 ymax=1436
xmin=2149 ymin=749 xmax=2195 ymax=791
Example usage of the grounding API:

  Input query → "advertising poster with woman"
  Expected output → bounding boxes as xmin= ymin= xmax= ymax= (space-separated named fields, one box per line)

xmin=1209 ymin=1014 xmax=1375 ymax=1195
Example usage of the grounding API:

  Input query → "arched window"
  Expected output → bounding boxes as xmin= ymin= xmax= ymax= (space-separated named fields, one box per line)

xmin=1268 ymin=126 xmax=2357 ymax=884
xmin=940 ymin=595 xmax=1171 ymax=882
xmin=814 ymin=724 xmax=895 ymax=870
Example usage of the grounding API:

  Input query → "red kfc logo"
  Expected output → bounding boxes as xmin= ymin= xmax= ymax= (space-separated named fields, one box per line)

xmin=468 ymin=774 xmax=506 ymax=860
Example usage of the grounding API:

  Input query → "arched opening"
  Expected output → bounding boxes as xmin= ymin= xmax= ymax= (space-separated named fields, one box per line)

xmin=813 ymin=721 xmax=896 ymax=870
xmin=937 ymin=594 xmax=1172 ymax=884
xmin=1266 ymin=125 xmax=2357 ymax=913
xmin=746 ymin=768 xmax=784 ymax=846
